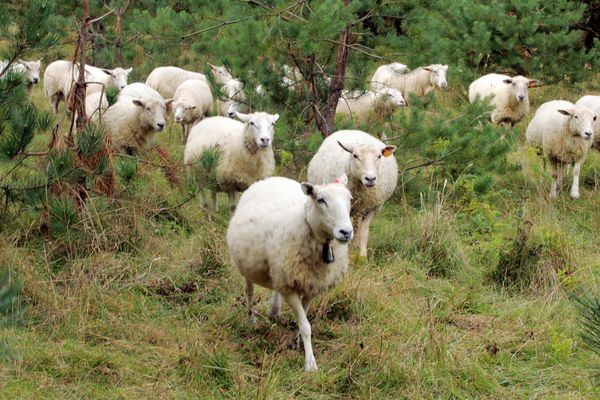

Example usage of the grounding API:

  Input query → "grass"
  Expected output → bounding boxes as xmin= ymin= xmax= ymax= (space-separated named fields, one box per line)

xmin=1 ymin=79 xmax=600 ymax=399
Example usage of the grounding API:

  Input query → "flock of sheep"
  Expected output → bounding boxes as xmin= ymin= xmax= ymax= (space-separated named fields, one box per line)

xmin=4 ymin=56 xmax=600 ymax=372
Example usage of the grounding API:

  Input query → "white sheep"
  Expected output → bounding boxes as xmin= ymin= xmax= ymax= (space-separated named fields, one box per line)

xmin=217 ymin=78 xmax=247 ymax=117
xmin=184 ymin=111 xmax=279 ymax=211
xmin=308 ymin=130 xmax=397 ymax=257
xmin=525 ymin=100 xmax=596 ymax=199
xmin=85 ymin=89 xmax=108 ymax=122
xmin=227 ymin=175 xmax=353 ymax=372
xmin=145 ymin=66 xmax=208 ymax=100
xmin=173 ymin=79 xmax=213 ymax=144
xmin=370 ymin=63 xmax=447 ymax=99
xmin=369 ymin=62 xmax=408 ymax=92
xmin=102 ymin=87 xmax=169 ymax=154
xmin=1 ymin=59 xmax=41 ymax=85
xmin=469 ymin=73 xmax=538 ymax=126
xmin=575 ymin=95 xmax=600 ymax=151
xmin=336 ymin=87 xmax=406 ymax=118
xmin=43 ymin=60 xmax=81 ymax=113
xmin=209 ymin=63 xmax=234 ymax=85
xmin=84 ymin=64 xmax=132 ymax=93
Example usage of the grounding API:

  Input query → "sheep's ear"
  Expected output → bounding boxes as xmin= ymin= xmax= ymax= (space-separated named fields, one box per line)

xmin=209 ymin=63 xmax=217 ymax=70
xmin=271 ymin=114 xmax=279 ymax=124
xmin=528 ymin=79 xmax=539 ymax=88
xmin=443 ymin=65 xmax=448 ymax=70
xmin=558 ymin=109 xmax=574 ymax=117
xmin=337 ymin=141 xmax=354 ymax=154
xmin=132 ymin=99 xmax=145 ymax=108
xmin=187 ymin=105 xmax=197 ymax=110
xmin=164 ymin=98 xmax=174 ymax=106
xmin=503 ymin=78 xmax=513 ymax=84
xmin=301 ymin=182 xmax=315 ymax=197
xmin=235 ymin=112 xmax=250 ymax=122
xmin=101 ymin=68 xmax=114 ymax=76
xmin=335 ymin=173 xmax=348 ymax=186
xmin=423 ymin=67 xmax=433 ymax=72
xmin=125 ymin=67 xmax=133 ymax=74
xmin=382 ymin=145 xmax=396 ymax=157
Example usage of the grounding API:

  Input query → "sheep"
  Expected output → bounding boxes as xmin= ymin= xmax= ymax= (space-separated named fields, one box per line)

xmin=172 ymin=79 xmax=213 ymax=144
xmin=227 ymin=175 xmax=353 ymax=372
xmin=336 ymin=87 xmax=406 ymax=118
xmin=1 ymin=59 xmax=41 ymax=100
xmin=308 ymin=130 xmax=397 ymax=257
xmin=145 ymin=66 xmax=208 ymax=100
xmin=43 ymin=60 xmax=80 ymax=113
xmin=217 ymin=78 xmax=247 ymax=117
xmin=525 ymin=100 xmax=596 ymax=199
xmin=85 ymin=89 xmax=108 ymax=122
xmin=102 ymin=86 xmax=169 ymax=154
xmin=369 ymin=62 xmax=409 ymax=92
xmin=575 ymin=95 xmax=600 ymax=151
xmin=370 ymin=63 xmax=447 ymax=100
xmin=184 ymin=111 xmax=279 ymax=211
xmin=84 ymin=64 xmax=132 ymax=94
xmin=209 ymin=63 xmax=234 ymax=85
xmin=469 ymin=73 xmax=538 ymax=126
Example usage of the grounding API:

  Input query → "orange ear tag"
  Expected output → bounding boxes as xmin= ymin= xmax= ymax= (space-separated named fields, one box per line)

xmin=382 ymin=148 xmax=393 ymax=157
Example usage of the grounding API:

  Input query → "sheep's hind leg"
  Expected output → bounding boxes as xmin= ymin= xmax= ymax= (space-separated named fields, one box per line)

xmin=267 ymin=292 xmax=281 ymax=321
xmin=246 ymin=279 xmax=256 ymax=326
xmin=284 ymin=293 xmax=318 ymax=372
xmin=570 ymin=159 xmax=583 ymax=199
xmin=227 ymin=192 xmax=237 ymax=212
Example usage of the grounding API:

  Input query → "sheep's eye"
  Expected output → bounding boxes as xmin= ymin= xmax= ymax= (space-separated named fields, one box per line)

xmin=249 ymin=121 xmax=255 ymax=126
xmin=574 ymin=116 xmax=578 ymax=119
xmin=353 ymin=154 xmax=359 ymax=159
xmin=594 ymin=116 xmax=597 ymax=121
xmin=377 ymin=154 xmax=382 ymax=159
xmin=317 ymin=198 xmax=327 ymax=206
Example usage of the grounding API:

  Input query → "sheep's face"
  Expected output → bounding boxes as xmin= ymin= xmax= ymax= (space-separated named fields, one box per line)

xmin=301 ymin=176 xmax=354 ymax=244
xmin=17 ymin=60 xmax=41 ymax=84
xmin=558 ymin=108 xmax=596 ymax=141
xmin=379 ymin=88 xmax=407 ymax=106
xmin=338 ymin=141 xmax=396 ymax=188
xmin=425 ymin=64 xmax=448 ymax=89
xmin=503 ymin=76 xmax=538 ymax=103
xmin=133 ymin=98 xmax=167 ymax=132
xmin=210 ymin=64 xmax=233 ymax=85
xmin=103 ymin=67 xmax=132 ymax=90
xmin=173 ymin=101 xmax=196 ymax=124
xmin=236 ymin=111 xmax=279 ymax=148
xmin=223 ymin=100 xmax=241 ymax=118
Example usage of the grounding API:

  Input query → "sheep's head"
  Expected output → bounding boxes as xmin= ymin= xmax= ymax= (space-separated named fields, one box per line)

xmin=301 ymin=174 xmax=353 ymax=244
xmin=173 ymin=101 xmax=197 ymax=124
xmin=338 ymin=141 xmax=396 ymax=188
xmin=236 ymin=111 xmax=279 ymax=148
xmin=210 ymin=63 xmax=233 ymax=85
xmin=503 ymin=75 xmax=538 ymax=103
xmin=132 ymin=98 xmax=168 ymax=132
xmin=424 ymin=64 xmax=448 ymax=89
xmin=558 ymin=107 xmax=596 ymax=141
xmin=18 ymin=59 xmax=41 ymax=84
xmin=102 ymin=67 xmax=132 ymax=90
xmin=378 ymin=87 xmax=407 ymax=106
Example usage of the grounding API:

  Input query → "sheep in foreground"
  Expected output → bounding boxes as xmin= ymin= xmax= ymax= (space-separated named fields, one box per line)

xmin=575 ymin=95 xmax=600 ymax=151
xmin=184 ymin=111 xmax=279 ymax=211
xmin=336 ymin=87 xmax=406 ymax=118
xmin=369 ymin=62 xmax=409 ymax=92
xmin=145 ymin=66 xmax=208 ymax=100
xmin=217 ymin=78 xmax=247 ymax=117
xmin=84 ymin=64 xmax=132 ymax=93
xmin=102 ymin=88 xmax=169 ymax=154
xmin=469 ymin=73 xmax=538 ymax=126
xmin=308 ymin=130 xmax=397 ymax=257
xmin=227 ymin=175 xmax=353 ymax=372
xmin=525 ymin=100 xmax=596 ymax=199
xmin=370 ymin=63 xmax=447 ymax=99
xmin=173 ymin=79 xmax=213 ymax=144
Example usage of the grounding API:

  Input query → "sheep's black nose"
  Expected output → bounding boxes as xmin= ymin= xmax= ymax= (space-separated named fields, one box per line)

xmin=365 ymin=176 xmax=377 ymax=184
xmin=585 ymin=131 xmax=593 ymax=138
xmin=32 ymin=78 xmax=39 ymax=83
xmin=518 ymin=95 xmax=525 ymax=102
xmin=260 ymin=138 xmax=270 ymax=146
xmin=339 ymin=229 xmax=352 ymax=240
xmin=227 ymin=112 xmax=235 ymax=117
xmin=157 ymin=122 xmax=165 ymax=130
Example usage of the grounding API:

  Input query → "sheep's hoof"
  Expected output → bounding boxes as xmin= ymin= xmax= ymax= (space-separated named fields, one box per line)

xmin=267 ymin=308 xmax=280 ymax=321
xmin=570 ymin=192 xmax=580 ymax=200
xmin=304 ymin=357 xmax=318 ymax=372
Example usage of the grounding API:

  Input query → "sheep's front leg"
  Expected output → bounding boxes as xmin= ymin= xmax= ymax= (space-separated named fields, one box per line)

xmin=358 ymin=210 xmax=377 ymax=257
xmin=284 ymin=293 xmax=317 ymax=372
xmin=570 ymin=159 xmax=583 ymax=199
xmin=246 ymin=279 xmax=256 ymax=326
xmin=549 ymin=161 xmax=563 ymax=198
xmin=51 ymin=95 xmax=59 ymax=114
xmin=267 ymin=292 xmax=281 ymax=321
xmin=227 ymin=192 xmax=237 ymax=212
xmin=199 ymin=190 xmax=209 ymax=208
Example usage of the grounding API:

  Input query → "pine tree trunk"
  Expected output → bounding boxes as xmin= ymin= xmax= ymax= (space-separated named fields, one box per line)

xmin=316 ymin=0 xmax=352 ymax=138
xmin=74 ymin=0 xmax=90 ymax=132
xmin=115 ymin=12 xmax=123 ymax=64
